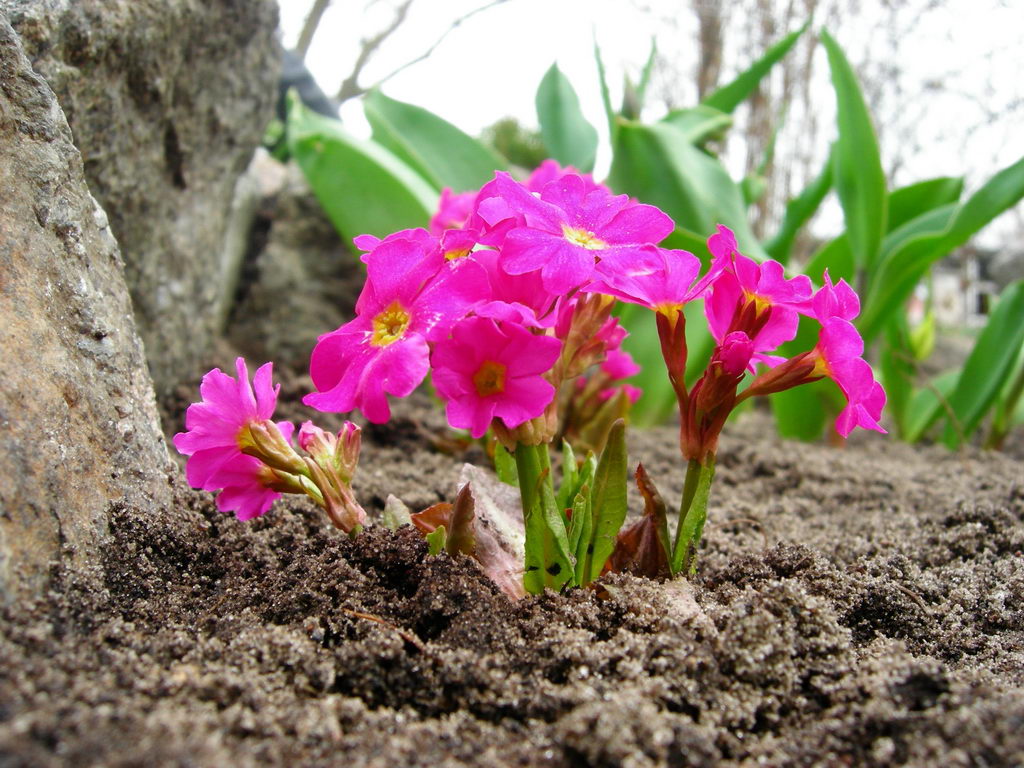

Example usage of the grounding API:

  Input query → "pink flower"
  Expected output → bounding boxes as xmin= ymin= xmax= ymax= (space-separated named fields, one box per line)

xmin=525 ymin=159 xmax=604 ymax=194
xmin=586 ymin=246 xmax=715 ymax=313
xmin=599 ymin=383 xmax=643 ymax=403
xmin=297 ymin=421 xmax=367 ymax=532
xmin=198 ymin=453 xmax=286 ymax=521
xmin=353 ymin=227 xmax=436 ymax=264
xmin=304 ymin=236 xmax=488 ymax=422
xmin=173 ymin=358 xmax=278 ymax=453
xmin=438 ymin=228 xmax=480 ymax=263
xmin=601 ymin=348 xmax=641 ymax=380
xmin=834 ymin=362 xmax=886 ymax=436
xmin=800 ymin=319 xmax=886 ymax=437
xmin=740 ymin=282 xmax=886 ymax=437
xmin=714 ymin=331 xmax=755 ymax=378
xmin=807 ymin=269 xmax=860 ymax=322
xmin=805 ymin=273 xmax=885 ymax=436
xmin=471 ymin=249 xmax=560 ymax=328
xmin=475 ymin=172 xmax=674 ymax=293
xmin=431 ymin=317 xmax=562 ymax=438
xmin=680 ymin=331 xmax=755 ymax=462
xmin=430 ymin=187 xmax=477 ymax=234
xmin=173 ymin=358 xmax=292 ymax=520
xmin=704 ymin=225 xmax=812 ymax=368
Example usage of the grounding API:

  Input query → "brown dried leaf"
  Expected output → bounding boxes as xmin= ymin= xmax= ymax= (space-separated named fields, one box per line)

xmin=604 ymin=463 xmax=672 ymax=579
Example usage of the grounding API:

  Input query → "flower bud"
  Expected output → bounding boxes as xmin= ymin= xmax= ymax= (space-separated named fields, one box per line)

xmin=238 ymin=420 xmax=307 ymax=476
xmin=298 ymin=420 xmax=362 ymax=483
xmin=716 ymin=331 xmax=754 ymax=377
xmin=297 ymin=420 xmax=365 ymax=534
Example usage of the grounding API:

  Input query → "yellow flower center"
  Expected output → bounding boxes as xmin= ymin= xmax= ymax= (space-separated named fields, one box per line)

xmin=444 ymin=248 xmax=471 ymax=261
xmin=743 ymin=290 xmax=773 ymax=315
xmin=371 ymin=301 xmax=411 ymax=347
xmin=811 ymin=350 xmax=831 ymax=378
xmin=561 ymin=224 xmax=607 ymax=250
xmin=473 ymin=360 xmax=507 ymax=397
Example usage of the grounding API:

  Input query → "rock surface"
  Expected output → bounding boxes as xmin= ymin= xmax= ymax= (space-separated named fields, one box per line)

xmin=6 ymin=0 xmax=281 ymax=396
xmin=0 ymin=17 xmax=171 ymax=600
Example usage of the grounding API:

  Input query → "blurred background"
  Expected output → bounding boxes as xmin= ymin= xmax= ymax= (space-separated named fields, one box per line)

xmin=281 ymin=0 xmax=1024 ymax=259
xmin=265 ymin=0 xmax=1024 ymax=449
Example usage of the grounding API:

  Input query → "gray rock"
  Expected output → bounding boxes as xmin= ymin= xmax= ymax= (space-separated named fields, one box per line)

xmin=6 ymin=0 xmax=281 ymax=397
xmin=0 ymin=17 xmax=171 ymax=601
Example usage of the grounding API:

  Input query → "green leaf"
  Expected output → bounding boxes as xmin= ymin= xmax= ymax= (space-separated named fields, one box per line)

xmin=635 ymin=38 xmax=658 ymax=112
xmin=683 ymin=299 xmax=716 ymax=386
xmin=904 ymin=370 xmax=960 ymax=443
xmin=820 ymin=29 xmax=887 ymax=275
xmin=803 ymin=234 xmax=855 ymax=285
xmin=493 ymin=442 xmax=518 ymax=486
xmin=286 ymin=93 xmax=436 ymax=245
xmin=659 ymin=105 xmax=733 ymax=145
xmin=909 ymin=310 xmax=936 ymax=361
xmin=741 ymin=174 xmax=768 ymax=206
xmin=555 ymin=439 xmax=578 ymax=512
xmin=877 ymin=204 xmax=957 ymax=265
xmin=770 ymin=382 xmax=830 ymax=440
xmin=382 ymin=495 xmax=413 ymax=530
xmin=808 ymin=178 xmax=962 ymax=282
xmin=942 ymin=281 xmax=1024 ymax=448
xmin=764 ymin=144 xmax=833 ymax=265
xmin=702 ymin=22 xmax=809 ymax=113
xmin=879 ymin=314 xmax=917 ymax=439
xmin=768 ymin=316 xmax=831 ymax=440
xmin=593 ymin=37 xmax=617 ymax=138
xmin=426 ymin=525 xmax=447 ymax=556
xmin=670 ymin=457 xmax=716 ymax=576
xmin=887 ymin=177 xmax=963 ymax=232
xmin=578 ymin=420 xmax=629 ymax=586
xmin=859 ymin=155 xmax=1024 ymax=343
xmin=663 ymin=226 xmax=713 ymax=256
xmin=536 ymin=63 xmax=599 ymax=173
xmin=608 ymin=119 xmax=765 ymax=259
xmin=568 ymin=485 xmax=592 ymax=584
xmin=364 ymin=89 xmax=505 ymax=192
xmin=988 ymin=343 xmax=1024 ymax=447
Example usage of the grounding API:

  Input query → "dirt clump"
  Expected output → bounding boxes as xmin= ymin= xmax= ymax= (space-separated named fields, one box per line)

xmin=1 ymin=403 xmax=1022 ymax=766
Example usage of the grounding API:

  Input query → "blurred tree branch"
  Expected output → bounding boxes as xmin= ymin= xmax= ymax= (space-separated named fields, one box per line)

xmin=336 ymin=0 xmax=416 ymax=103
xmin=297 ymin=0 xmax=332 ymax=59
xmin=334 ymin=0 xmax=511 ymax=104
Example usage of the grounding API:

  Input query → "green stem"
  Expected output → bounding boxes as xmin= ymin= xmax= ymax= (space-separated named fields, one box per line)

xmin=670 ymin=456 xmax=716 ymax=576
xmin=515 ymin=442 xmax=567 ymax=593
xmin=514 ymin=442 xmax=546 ymax=519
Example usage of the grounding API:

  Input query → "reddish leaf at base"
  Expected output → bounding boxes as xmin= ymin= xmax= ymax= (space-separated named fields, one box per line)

xmin=604 ymin=464 xmax=672 ymax=579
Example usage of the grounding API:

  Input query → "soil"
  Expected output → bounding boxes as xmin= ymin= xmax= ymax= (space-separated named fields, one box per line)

xmin=3 ymin=366 xmax=1023 ymax=766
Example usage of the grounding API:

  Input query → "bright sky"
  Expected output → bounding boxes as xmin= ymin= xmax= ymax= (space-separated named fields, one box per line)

xmin=283 ymin=0 xmax=661 ymax=171
xmin=280 ymin=0 xmax=1024 ymax=245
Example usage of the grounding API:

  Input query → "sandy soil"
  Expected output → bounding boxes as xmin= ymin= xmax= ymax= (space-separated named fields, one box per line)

xmin=1 ymin=371 xmax=1022 ymax=767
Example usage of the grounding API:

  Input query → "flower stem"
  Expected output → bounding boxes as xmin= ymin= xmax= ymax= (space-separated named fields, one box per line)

xmin=670 ymin=456 xmax=716 ymax=576
xmin=515 ymin=441 xmax=571 ymax=593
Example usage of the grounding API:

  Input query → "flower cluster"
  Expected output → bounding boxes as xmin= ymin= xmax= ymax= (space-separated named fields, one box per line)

xmin=175 ymin=158 xmax=886 ymax=598
xmin=354 ymin=161 xmax=885 ymax=457
xmin=173 ymin=358 xmax=365 ymax=532
xmin=304 ymin=160 xmax=664 ymax=444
